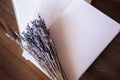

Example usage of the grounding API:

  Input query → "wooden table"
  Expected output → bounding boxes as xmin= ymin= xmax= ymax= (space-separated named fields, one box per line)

xmin=0 ymin=0 xmax=119 ymax=80
xmin=0 ymin=0 xmax=49 ymax=80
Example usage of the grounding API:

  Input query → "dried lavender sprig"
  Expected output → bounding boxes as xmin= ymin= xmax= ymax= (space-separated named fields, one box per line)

xmin=22 ymin=25 xmax=58 ymax=75
xmin=5 ymin=32 xmax=56 ymax=79
xmin=21 ymin=15 xmax=66 ymax=80
xmin=3 ymin=14 xmax=66 ymax=80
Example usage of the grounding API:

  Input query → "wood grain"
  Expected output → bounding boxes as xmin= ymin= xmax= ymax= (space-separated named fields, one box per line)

xmin=0 ymin=0 xmax=120 ymax=80
xmin=0 ymin=0 xmax=49 ymax=80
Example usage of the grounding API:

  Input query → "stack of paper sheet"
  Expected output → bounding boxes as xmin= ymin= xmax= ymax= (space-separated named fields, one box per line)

xmin=12 ymin=0 xmax=120 ymax=80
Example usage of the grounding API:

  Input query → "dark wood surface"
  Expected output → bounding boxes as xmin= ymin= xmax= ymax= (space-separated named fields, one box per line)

xmin=0 ymin=0 xmax=49 ymax=80
xmin=0 ymin=0 xmax=119 ymax=80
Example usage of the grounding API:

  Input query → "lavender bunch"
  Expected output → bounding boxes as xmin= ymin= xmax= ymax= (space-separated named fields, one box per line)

xmin=20 ymin=15 xmax=66 ymax=80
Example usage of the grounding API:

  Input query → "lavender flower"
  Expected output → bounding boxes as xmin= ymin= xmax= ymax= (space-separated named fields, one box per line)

xmin=21 ymin=15 xmax=66 ymax=80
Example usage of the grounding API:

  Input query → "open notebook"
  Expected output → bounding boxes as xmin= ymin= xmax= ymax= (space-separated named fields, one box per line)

xmin=12 ymin=0 xmax=120 ymax=80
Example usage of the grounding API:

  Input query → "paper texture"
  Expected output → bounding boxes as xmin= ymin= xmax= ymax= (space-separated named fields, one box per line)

xmin=50 ymin=0 xmax=120 ymax=79
xmin=35 ymin=0 xmax=73 ymax=27
xmin=12 ymin=0 xmax=120 ymax=80
xmin=35 ymin=0 xmax=91 ymax=27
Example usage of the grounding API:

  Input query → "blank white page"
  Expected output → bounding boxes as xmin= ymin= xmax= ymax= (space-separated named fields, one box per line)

xmin=12 ymin=0 xmax=120 ymax=80
xmin=50 ymin=0 xmax=120 ymax=80
xmin=12 ymin=0 xmax=73 ymax=78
